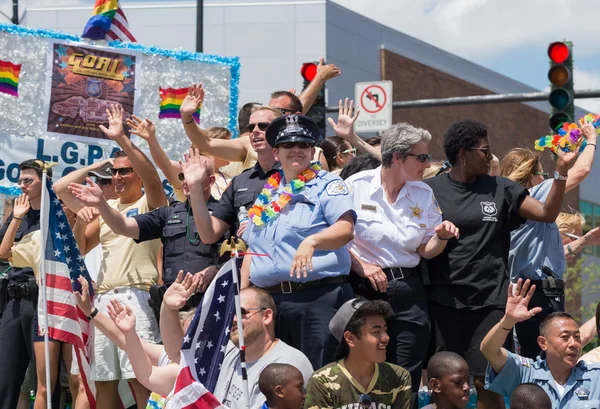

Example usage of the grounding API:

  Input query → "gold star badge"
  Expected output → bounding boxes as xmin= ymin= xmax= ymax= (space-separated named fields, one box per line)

xmin=410 ymin=204 xmax=422 ymax=219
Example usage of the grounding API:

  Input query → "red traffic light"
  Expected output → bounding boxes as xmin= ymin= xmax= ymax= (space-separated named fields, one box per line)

xmin=548 ymin=42 xmax=569 ymax=64
xmin=301 ymin=62 xmax=318 ymax=82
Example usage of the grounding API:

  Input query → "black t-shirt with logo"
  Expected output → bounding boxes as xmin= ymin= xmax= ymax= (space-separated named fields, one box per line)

xmin=424 ymin=173 xmax=528 ymax=310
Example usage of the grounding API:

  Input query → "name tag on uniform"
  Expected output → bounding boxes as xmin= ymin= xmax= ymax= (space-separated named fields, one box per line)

xmin=419 ymin=224 xmax=426 ymax=228
xmin=237 ymin=188 xmax=248 ymax=192
xmin=361 ymin=204 xmax=377 ymax=212
xmin=166 ymin=219 xmax=182 ymax=225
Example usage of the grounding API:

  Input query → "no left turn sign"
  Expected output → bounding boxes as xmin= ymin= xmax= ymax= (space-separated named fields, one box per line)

xmin=354 ymin=81 xmax=392 ymax=133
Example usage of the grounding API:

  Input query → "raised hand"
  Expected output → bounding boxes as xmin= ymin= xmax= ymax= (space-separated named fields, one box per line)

xmin=327 ymin=98 xmax=360 ymax=140
xmin=316 ymin=57 xmax=341 ymax=82
xmin=76 ymin=206 xmax=100 ymax=225
xmin=162 ymin=271 xmax=200 ymax=311
xmin=74 ymin=276 xmax=93 ymax=316
xmin=107 ymin=299 xmax=136 ymax=334
xmin=180 ymin=84 xmax=205 ymax=117
xmin=127 ymin=115 xmax=156 ymax=141
xmin=99 ymin=104 xmax=126 ymax=140
xmin=435 ymin=221 xmax=460 ymax=240
xmin=68 ymin=177 xmax=104 ymax=207
xmin=194 ymin=265 xmax=218 ymax=293
xmin=505 ymin=279 xmax=542 ymax=324
xmin=13 ymin=193 xmax=30 ymax=219
xmin=179 ymin=148 xmax=212 ymax=189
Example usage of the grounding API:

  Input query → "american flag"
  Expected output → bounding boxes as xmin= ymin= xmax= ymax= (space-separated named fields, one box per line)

xmin=82 ymin=0 xmax=137 ymax=43
xmin=38 ymin=178 xmax=97 ymax=406
xmin=167 ymin=259 xmax=237 ymax=408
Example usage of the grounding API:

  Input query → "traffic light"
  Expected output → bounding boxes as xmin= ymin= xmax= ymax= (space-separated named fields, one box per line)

xmin=300 ymin=62 xmax=326 ymax=142
xmin=548 ymin=41 xmax=574 ymax=131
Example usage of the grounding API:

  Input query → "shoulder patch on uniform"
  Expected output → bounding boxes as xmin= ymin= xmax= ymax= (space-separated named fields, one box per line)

xmin=126 ymin=208 xmax=139 ymax=217
xmin=325 ymin=180 xmax=349 ymax=196
xmin=432 ymin=193 xmax=442 ymax=215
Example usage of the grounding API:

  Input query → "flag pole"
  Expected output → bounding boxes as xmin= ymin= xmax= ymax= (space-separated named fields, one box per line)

xmin=231 ymin=250 xmax=250 ymax=409
xmin=38 ymin=164 xmax=53 ymax=409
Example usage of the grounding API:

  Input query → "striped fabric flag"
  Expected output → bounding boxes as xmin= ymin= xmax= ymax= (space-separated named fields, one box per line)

xmin=159 ymin=87 xmax=201 ymax=124
xmin=0 ymin=60 xmax=21 ymax=97
xmin=167 ymin=260 xmax=236 ymax=408
xmin=82 ymin=0 xmax=137 ymax=43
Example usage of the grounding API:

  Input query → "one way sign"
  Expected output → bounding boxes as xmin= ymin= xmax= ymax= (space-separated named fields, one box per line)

xmin=354 ymin=81 xmax=393 ymax=133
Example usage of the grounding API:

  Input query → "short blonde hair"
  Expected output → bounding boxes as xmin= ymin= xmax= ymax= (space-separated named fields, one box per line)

xmin=423 ymin=161 xmax=448 ymax=180
xmin=555 ymin=212 xmax=585 ymax=235
xmin=206 ymin=126 xmax=232 ymax=140
xmin=251 ymin=105 xmax=283 ymax=119
xmin=500 ymin=148 xmax=541 ymax=188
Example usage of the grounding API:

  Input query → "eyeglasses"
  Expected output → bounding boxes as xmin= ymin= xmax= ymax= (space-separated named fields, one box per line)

xmin=435 ymin=160 xmax=452 ymax=176
xmin=469 ymin=147 xmax=493 ymax=157
xmin=248 ymin=122 xmax=270 ymax=132
xmin=341 ymin=147 xmax=357 ymax=157
xmin=535 ymin=171 xmax=549 ymax=179
xmin=562 ymin=232 xmax=580 ymax=240
xmin=97 ymin=178 xmax=113 ymax=187
xmin=17 ymin=177 xmax=35 ymax=186
xmin=279 ymin=142 xmax=313 ymax=150
xmin=359 ymin=394 xmax=372 ymax=409
xmin=278 ymin=108 xmax=294 ymax=115
xmin=406 ymin=153 xmax=432 ymax=163
xmin=240 ymin=307 xmax=266 ymax=319
xmin=111 ymin=167 xmax=134 ymax=176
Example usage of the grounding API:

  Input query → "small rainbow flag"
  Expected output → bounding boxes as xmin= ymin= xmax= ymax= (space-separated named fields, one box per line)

xmin=159 ymin=87 xmax=201 ymax=124
xmin=0 ymin=60 xmax=22 ymax=97
xmin=82 ymin=0 xmax=136 ymax=43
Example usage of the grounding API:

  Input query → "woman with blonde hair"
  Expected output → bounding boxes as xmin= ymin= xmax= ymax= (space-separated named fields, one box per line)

xmin=556 ymin=211 xmax=600 ymax=264
xmin=501 ymin=122 xmax=597 ymax=359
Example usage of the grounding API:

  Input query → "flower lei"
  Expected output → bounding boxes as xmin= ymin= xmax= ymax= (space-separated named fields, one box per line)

xmin=534 ymin=113 xmax=600 ymax=153
xmin=248 ymin=162 xmax=322 ymax=227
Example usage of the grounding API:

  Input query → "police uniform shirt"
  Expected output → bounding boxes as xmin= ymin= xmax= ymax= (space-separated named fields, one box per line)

xmin=0 ymin=210 xmax=40 ymax=282
xmin=211 ymin=161 xmax=280 ymax=227
xmin=242 ymin=171 xmax=356 ymax=288
xmin=133 ymin=197 xmax=222 ymax=286
xmin=346 ymin=167 xmax=442 ymax=268
xmin=423 ymin=173 xmax=528 ymax=310
xmin=486 ymin=351 xmax=600 ymax=409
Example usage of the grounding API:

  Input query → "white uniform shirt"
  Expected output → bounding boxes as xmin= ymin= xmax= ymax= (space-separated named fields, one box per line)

xmin=346 ymin=167 xmax=442 ymax=268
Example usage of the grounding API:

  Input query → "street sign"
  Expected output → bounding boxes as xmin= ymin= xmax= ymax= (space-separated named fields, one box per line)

xmin=354 ymin=80 xmax=393 ymax=133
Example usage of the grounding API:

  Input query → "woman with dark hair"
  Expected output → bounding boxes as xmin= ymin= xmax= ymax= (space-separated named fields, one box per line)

xmin=423 ymin=119 xmax=578 ymax=409
xmin=320 ymin=136 xmax=356 ymax=175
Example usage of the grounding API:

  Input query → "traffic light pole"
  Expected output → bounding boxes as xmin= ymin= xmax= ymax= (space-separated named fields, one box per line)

xmin=325 ymin=89 xmax=600 ymax=112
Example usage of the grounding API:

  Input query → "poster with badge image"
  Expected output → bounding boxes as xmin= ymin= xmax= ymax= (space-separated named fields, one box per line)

xmin=45 ymin=42 xmax=140 ymax=142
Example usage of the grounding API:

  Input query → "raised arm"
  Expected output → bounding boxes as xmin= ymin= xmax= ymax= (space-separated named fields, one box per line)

xmin=565 ymin=227 xmax=600 ymax=259
xmin=565 ymin=121 xmax=597 ymax=192
xmin=518 ymin=148 xmax=577 ymax=223
xmin=481 ymin=279 xmax=542 ymax=373
xmin=69 ymin=178 xmax=140 ymax=239
xmin=298 ymin=57 xmax=341 ymax=114
xmin=53 ymin=159 xmax=113 ymax=213
xmin=328 ymin=98 xmax=382 ymax=160
xmin=418 ymin=221 xmax=460 ymax=259
xmin=100 ymin=104 xmax=166 ymax=210
xmin=0 ymin=194 xmax=29 ymax=259
xmin=180 ymin=84 xmax=250 ymax=163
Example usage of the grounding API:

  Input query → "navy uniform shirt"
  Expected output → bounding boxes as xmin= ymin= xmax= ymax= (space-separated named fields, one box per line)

xmin=486 ymin=351 xmax=600 ymax=409
xmin=133 ymin=197 xmax=225 ymax=287
xmin=211 ymin=161 xmax=280 ymax=228
xmin=0 ymin=210 xmax=40 ymax=282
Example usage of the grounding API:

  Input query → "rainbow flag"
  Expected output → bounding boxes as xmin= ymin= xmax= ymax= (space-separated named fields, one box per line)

xmin=159 ymin=87 xmax=201 ymax=124
xmin=0 ymin=60 xmax=21 ymax=97
xmin=82 ymin=0 xmax=136 ymax=42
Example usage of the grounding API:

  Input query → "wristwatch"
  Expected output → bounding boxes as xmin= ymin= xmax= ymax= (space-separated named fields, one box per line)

xmin=554 ymin=171 xmax=568 ymax=181
xmin=86 ymin=308 xmax=99 ymax=321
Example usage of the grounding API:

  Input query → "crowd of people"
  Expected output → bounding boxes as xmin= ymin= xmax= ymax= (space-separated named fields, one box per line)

xmin=1 ymin=57 xmax=600 ymax=409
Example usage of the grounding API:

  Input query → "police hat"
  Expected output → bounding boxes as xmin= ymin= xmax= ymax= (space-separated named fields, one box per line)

xmin=266 ymin=114 xmax=320 ymax=148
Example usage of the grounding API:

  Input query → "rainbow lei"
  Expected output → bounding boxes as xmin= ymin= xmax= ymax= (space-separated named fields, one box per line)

xmin=248 ymin=162 xmax=322 ymax=227
xmin=534 ymin=113 xmax=600 ymax=153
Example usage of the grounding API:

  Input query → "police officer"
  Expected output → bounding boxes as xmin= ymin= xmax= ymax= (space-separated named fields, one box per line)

xmin=237 ymin=114 xmax=356 ymax=369
xmin=0 ymin=159 xmax=48 ymax=409
xmin=344 ymin=122 xmax=458 ymax=404
xmin=70 ymin=155 xmax=227 ymax=316
xmin=482 ymin=279 xmax=600 ymax=409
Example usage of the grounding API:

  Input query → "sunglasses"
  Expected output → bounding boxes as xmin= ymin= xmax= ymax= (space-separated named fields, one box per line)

xmin=341 ymin=147 xmax=357 ymax=157
xmin=406 ymin=153 xmax=432 ymax=163
xmin=248 ymin=122 xmax=270 ymax=132
xmin=97 ymin=178 xmax=113 ymax=187
xmin=240 ymin=307 xmax=266 ymax=319
xmin=111 ymin=167 xmax=134 ymax=176
xmin=278 ymin=142 xmax=313 ymax=150
xmin=469 ymin=147 xmax=493 ymax=157
xmin=535 ymin=171 xmax=549 ymax=179
xmin=17 ymin=177 xmax=35 ymax=186
xmin=278 ymin=108 xmax=294 ymax=115
xmin=435 ymin=160 xmax=452 ymax=176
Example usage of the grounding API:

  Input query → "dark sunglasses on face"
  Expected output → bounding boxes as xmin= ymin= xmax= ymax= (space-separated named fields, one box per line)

xmin=279 ymin=142 xmax=313 ymax=150
xmin=406 ymin=153 xmax=432 ymax=163
xmin=248 ymin=122 xmax=270 ymax=132
xmin=18 ymin=177 xmax=35 ymax=186
xmin=535 ymin=171 xmax=549 ymax=179
xmin=468 ymin=147 xmax=493 ymax=157
xmin=111 ymin=167 xmax=134 ymax=176
xmin=240 ymin=307 xmax=265 ymax=318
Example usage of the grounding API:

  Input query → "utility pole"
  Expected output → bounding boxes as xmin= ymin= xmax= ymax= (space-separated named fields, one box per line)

xmin=12 ymin=0 xmax=18 ymax=24
xmin=196 ymin=0 xmax=203 ymax=53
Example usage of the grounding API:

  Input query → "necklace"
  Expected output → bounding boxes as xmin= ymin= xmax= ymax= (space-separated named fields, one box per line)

xmin=248 ymin=162 xmax=321 ymax=227
xmin=186 ymin=204 xmax=199 ymax=244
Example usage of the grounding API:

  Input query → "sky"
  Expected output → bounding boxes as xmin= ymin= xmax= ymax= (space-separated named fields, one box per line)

xmin=2 ymin=0 xmax=600 ymax=112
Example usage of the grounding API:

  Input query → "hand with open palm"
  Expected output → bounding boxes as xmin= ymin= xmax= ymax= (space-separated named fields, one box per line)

xmin=504 ymin=279 xmax=542 ymax=327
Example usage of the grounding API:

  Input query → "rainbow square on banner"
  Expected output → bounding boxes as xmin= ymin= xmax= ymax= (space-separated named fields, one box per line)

xmin=158 ymin=87 xmax=200 ymax=124
xmin=0 ymin=60 xmax=21 ymax=97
